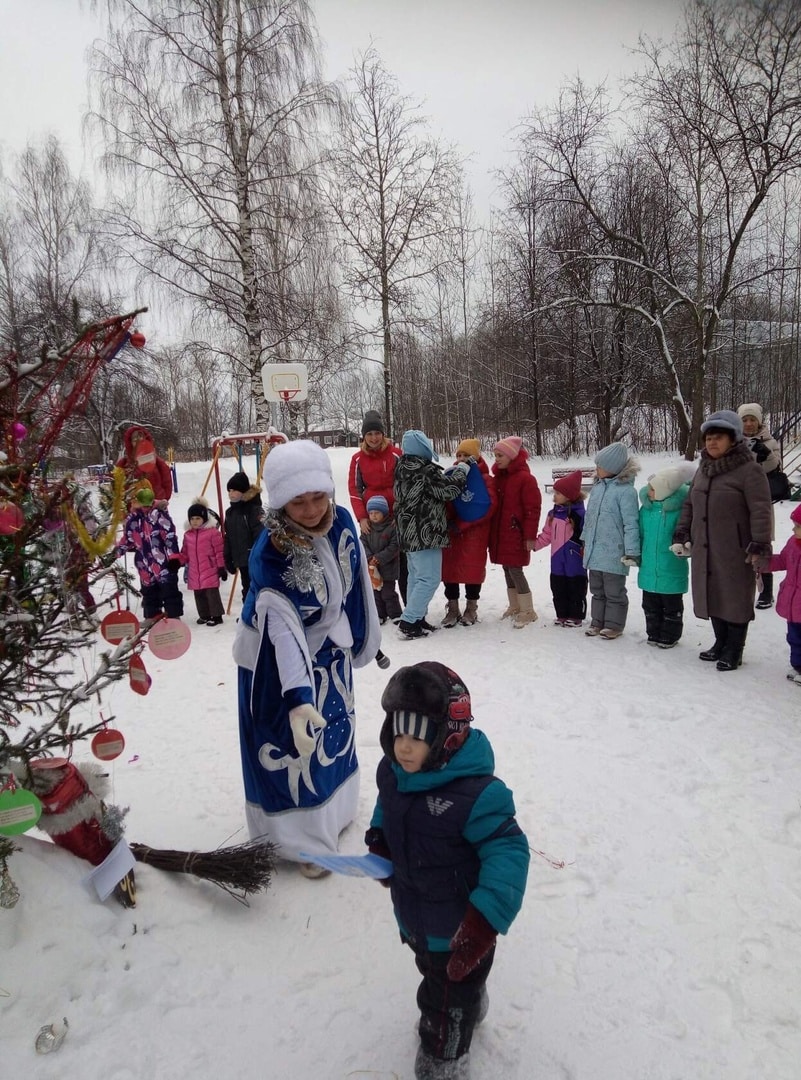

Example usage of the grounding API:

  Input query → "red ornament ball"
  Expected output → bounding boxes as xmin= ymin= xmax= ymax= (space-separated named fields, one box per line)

xmin=128 ymin=331 xmax=146 ymax=349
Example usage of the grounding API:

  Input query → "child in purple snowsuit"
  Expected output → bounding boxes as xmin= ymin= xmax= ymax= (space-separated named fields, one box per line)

xmin=117 ymin=483 xmax=183 ymax=620
xmin=533 ymin=469 xmax=587 ymax=626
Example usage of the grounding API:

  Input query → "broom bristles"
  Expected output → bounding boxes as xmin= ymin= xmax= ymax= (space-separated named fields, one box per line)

xmin=130 ymin=839 xmax=277 ymax=904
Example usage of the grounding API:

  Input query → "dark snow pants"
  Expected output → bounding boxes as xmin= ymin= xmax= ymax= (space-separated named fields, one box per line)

xmin=550 ymin=573 xmax=588 ymax=620
xmin=642 ymin=590 xmax=684 ymax=645
xmin=410 ymin=941 xmax=494 ymax=1063
xmin=141 ymin=572 xmax=183 ymax=619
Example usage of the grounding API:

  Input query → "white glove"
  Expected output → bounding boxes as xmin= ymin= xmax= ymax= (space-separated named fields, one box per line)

xmin=620 ymin=555 xmax=639 ymax=567
xmin=669 ymin=542 xmax=692 ymax=557
xmin=288 ymin=705 xmax=327 ymax=756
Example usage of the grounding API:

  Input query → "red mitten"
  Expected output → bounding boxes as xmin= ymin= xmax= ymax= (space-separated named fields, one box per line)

xmin=446 ymin=904 xmax=497 ymax=982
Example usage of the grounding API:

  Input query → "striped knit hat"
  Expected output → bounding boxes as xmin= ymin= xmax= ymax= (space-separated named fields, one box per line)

xmin=391 ymin=709 xmax=437 ymax=745
xmin=380 ymin=662 xmax=473 ymax=770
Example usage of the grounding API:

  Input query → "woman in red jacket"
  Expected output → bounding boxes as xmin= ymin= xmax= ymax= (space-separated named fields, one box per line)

xmin=488 ymin=437 xmax=542 ymax=628
xmin=349 ymin=410 xmax=405 ymax=599
xmin=440 ymin=439 xmax=497 ymax=626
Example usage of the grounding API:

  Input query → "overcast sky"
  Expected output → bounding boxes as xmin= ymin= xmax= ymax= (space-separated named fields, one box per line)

xmin=1 ymin=0 xmax=684 ymax=214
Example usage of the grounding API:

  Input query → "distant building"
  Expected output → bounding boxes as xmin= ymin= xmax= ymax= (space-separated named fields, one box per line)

xmin=304 ymin=418 xmax=360 ymax=448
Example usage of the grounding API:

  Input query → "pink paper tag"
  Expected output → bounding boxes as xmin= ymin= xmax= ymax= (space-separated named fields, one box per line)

xmin=147 ymin=618 xmax=191 ymax=659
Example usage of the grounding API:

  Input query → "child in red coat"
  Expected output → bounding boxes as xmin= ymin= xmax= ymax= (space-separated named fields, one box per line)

xmin=488 ymin=437 xmax=542 ymax=628
xmin=440 ymin=439 xmax=496 ymax=627
xmin=767 ymin=503 xmax=801 ymax=685
xmin=180 ymin=499 xmax=227 ymax=626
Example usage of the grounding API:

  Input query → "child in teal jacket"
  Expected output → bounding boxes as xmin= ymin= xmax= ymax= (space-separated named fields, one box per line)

xmin=366 ymin=661 xmax=529 ymax=1080
xmin=638 ymin=464 xmax=694 ymax=647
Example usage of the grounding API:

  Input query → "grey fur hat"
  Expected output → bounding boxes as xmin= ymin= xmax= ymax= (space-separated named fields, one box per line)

xmin=701 ymin=409 xmax=743 ymax=440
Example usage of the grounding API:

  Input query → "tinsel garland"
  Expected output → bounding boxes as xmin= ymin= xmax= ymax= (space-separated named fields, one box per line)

xmin=264 ymin=509 xmax=327 ymax=594
xmin=0 ymin=836 xmax=20 ymax=909
xmin=66 ymin=466 xmax=126 ymax=557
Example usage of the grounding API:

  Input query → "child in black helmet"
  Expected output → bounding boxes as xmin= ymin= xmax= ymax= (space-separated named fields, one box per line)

xmin=365 ymin=661 xmax=530 ymax=1080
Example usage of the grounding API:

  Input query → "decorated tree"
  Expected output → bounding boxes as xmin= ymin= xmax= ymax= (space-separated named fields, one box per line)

xmin=0 ymin=312 xmax=275 ymax=908
xmin=0 ymin=312 xmax=151 ymax=905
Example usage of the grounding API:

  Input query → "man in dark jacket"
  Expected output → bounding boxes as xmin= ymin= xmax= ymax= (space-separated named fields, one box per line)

xmin=223 ymin=472 xmax=264 ymax=600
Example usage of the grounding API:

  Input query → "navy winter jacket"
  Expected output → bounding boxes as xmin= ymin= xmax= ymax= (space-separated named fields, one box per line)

xmin=370 ymin=729 xmax=529 ymax=951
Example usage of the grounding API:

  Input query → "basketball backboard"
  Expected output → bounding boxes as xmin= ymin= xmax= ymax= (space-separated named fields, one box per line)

xmin=261 ymin=361 xmax=309 ymax=403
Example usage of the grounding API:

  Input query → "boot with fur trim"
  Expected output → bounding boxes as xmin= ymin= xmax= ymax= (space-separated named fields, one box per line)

xmin=460 ymin=599 xmax=478 ymax=625
xmin=441 ymin=599 xmax=461 ymax=628
xmin=512 ymin=592 xmax=537 ymax=628
xmin=501 ymin=588 xmax=519 ymax=619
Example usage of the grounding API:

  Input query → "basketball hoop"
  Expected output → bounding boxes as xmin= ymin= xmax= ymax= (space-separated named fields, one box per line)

xmin=261 ymin=361 xmax=308 ymax=404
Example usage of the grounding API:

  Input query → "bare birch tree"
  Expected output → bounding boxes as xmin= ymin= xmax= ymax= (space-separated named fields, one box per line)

xmin=325 ymin=48 xmax=462 ymax=438
xmin=90 ymin=0 xmax=343 ymax=427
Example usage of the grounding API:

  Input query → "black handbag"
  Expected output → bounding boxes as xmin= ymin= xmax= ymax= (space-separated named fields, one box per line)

xmin=767 ymin=467 xmax=792 ymax=502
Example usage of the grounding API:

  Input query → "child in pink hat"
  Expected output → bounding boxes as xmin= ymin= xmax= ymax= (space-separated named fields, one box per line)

xmin=533 ymin=470 xmax=587 ymax=626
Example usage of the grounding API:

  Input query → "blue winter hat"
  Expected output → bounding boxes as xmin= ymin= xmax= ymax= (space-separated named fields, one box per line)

xmin=595 ymin=442 xmax=629 ymax=476
xmin=401 ymin=429 xmax=438 ymax=462
xmin=700 ymin=410 xmax=743 ymax=440
xmin=366 ymin=495 xmax=389 ymax=515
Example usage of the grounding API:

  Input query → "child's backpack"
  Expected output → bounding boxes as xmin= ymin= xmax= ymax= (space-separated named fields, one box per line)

xmin=447 ymin=461 xmax=492 ymax=522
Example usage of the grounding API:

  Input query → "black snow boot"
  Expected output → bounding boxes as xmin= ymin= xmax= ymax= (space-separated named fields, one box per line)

xmin=716 ymin=622 xmax=748 ymax=671
xmin=699 ymin=617 xmax=728 ymax=661
xmin=414 ymin=1047 xmax=470 ymax=1079
xmin=756 ymin=572 xmax=774 ymax=609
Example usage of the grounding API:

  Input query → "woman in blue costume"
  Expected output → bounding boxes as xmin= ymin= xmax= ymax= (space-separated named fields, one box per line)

xmin=233 ymin=440 xmax=380 ymax=877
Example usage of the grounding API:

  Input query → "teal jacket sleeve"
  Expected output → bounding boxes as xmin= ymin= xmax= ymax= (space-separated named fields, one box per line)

xmin=462 ymin=779 xmax=530 ymax=934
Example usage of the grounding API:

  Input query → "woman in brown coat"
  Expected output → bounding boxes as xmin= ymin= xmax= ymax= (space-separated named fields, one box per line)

xmin=672 ymin=410 xmax=772 ymax=671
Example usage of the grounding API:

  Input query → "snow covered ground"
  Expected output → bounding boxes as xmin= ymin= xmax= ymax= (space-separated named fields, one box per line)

xmin=3 ymin=447 xmax=801 ymax=1080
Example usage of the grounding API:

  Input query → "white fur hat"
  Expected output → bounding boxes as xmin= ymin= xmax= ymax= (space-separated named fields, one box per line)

xmin=648 ymin=463 xmax=696 ymax=502
xmin=263 ymin=440 xmax=335 ymax=509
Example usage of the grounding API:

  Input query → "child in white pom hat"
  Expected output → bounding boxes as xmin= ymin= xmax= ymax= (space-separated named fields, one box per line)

xmin=638 ymin=464 xmax=695 ymax=647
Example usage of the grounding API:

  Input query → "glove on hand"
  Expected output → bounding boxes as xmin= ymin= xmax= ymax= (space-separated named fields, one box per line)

xmin=447 ymin=904 xmax=497 ymax=982
xmin=288 ymin=704 xmax=327 ymax=756
xmin=669 ymin=543 xmax=692 ymax=557
xmin=751 ymin=439 xmax=770 ymax=463
xmin=218 ymin=568 xmax=228 ymax=581
xmin=452 ymin=461 xmax=470 ymax=480
xmin=166 ymin=557 xmax=182 ymax=574
xmin=620 ymin=555 xmax=640 ymax=567
xmin=365 ymin=826 xmax=393 ymax=887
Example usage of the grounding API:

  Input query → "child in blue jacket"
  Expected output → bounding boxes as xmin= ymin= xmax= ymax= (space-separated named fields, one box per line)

xmin=366 ymin=662 xmax=529 ymax=1080
xmin=638 ymin=465 xmax=694 ymax=648
xmin=582 ymin=442 xmax=640 ymax=639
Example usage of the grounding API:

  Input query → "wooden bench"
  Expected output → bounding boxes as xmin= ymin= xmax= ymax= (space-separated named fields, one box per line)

xmin=544 ymin=466 xmax=596 ymax=493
